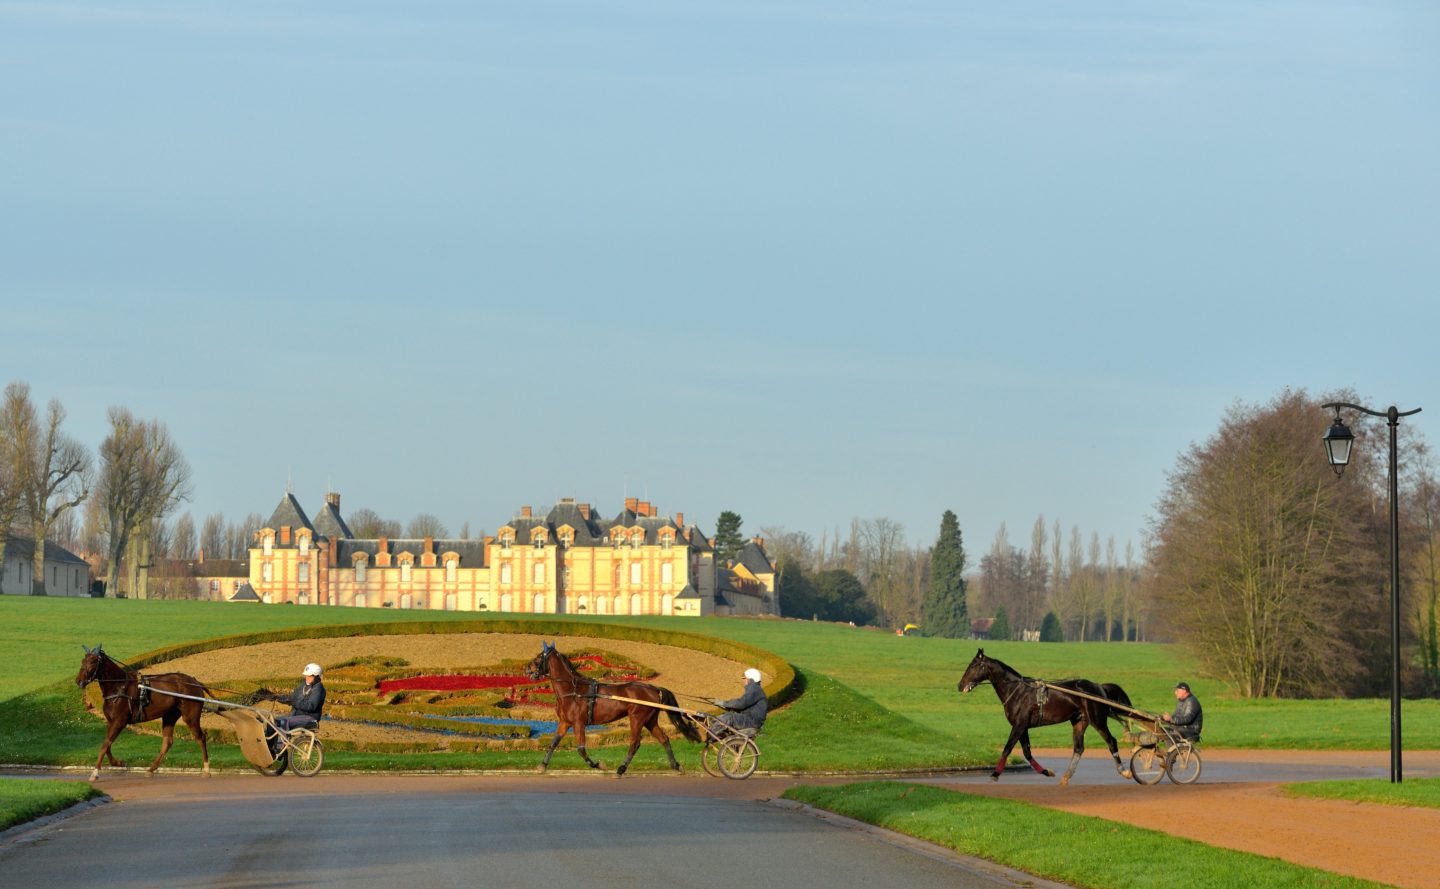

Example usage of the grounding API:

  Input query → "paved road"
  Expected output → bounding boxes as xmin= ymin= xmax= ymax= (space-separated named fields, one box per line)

xmin=0 ymin=775 xmax=1047 ymax=889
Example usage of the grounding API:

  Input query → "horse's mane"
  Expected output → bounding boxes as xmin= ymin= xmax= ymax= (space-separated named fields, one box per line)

xmin=981 ymin=653 xmax=1024 ymax=681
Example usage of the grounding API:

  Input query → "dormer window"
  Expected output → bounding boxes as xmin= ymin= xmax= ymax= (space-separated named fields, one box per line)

xmin=630 ymin=533 xmax=642 ymax=549
xmin=298 ymin=534 xmax=310 ymax=555
xmin=262 ymin=533 xmax=273 ymax=556
xmin=445 ymin=558 xmax=457 ymax=583
xmin=400 ymin=559 xmax=413 ymax=582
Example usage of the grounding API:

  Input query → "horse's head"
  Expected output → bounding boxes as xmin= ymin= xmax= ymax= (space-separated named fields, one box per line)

xmin=76 ymin=644 xmax=106 ymax=688
xmin=958 ymin=648 xmax=993 ymax=694
xmin=524 ymin=641 xmax=555 ymax=680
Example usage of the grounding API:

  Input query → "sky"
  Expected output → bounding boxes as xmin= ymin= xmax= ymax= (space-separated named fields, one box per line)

xmin=3 ymin=1 xmax=1438 ymax=558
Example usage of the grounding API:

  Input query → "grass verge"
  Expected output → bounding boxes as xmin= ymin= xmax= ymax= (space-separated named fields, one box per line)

xmin=782 ymin=781 xmax=1390 ymax=889
xmin=1284 ymin=777 xmax=1440 ymax=809
xmin=0 ymin=777 xmax=104 ymax=832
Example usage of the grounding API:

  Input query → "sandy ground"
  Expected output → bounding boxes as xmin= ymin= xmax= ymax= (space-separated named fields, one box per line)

xmin=136 ymin=634 xmax=757 ymax=746
xmin=947 ymin=748 xmax=1440 ymax=889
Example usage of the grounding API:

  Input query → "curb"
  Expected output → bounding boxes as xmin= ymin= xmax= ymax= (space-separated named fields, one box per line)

xmin=768 ymin=798 xmax=1074 ymax=889
xmin=0 ymin=796 xmax=111 ymax=851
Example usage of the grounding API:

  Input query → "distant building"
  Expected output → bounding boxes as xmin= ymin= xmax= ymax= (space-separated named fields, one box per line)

xmin=238 ymin=493 xmax=778 ymax=617
xmin=1 ymin=535 xmax=91 ymax=597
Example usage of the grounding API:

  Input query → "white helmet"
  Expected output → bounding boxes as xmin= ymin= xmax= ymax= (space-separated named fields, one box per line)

xmin=743 ymin=668 xmax=762 ymax=683
xmin=303 ymin=663 xmax=322 ymax=677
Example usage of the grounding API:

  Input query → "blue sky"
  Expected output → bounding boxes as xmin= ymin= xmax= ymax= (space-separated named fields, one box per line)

xmin=3 ymin=1 xmax=1437 ymax=555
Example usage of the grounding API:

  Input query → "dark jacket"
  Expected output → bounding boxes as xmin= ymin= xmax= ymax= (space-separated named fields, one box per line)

xmin=1170 ymin=694 xmax=1201 ymax=736
xmin=717 ymin=680 xmax=767 ymax=730
xmin=277 ymin=679 xmax=326 ymax=720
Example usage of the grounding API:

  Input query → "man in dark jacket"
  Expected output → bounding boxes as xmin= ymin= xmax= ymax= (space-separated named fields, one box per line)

xmin=714 ymin=668 xmax=767 ymax=732
xmin=273 ymin=662 xmax=326 ymax=731
xmin=1161 ymin=681 xmax=1202 ymax=741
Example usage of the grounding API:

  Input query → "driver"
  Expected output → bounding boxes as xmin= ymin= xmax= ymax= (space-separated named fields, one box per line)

xmin=1160 ymin=681 xmax=1202 ymax=742
xmin=272 ymin=662 xmax=326 ymax=731
xmin=713 ymin=668 xmax=767 ymax=733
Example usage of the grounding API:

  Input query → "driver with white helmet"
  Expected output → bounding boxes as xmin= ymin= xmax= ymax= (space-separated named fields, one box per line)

xmin=713 ymin=667 xmax=767 ymax=732
xmin=272 ymin=662 xmax=327 ymax=731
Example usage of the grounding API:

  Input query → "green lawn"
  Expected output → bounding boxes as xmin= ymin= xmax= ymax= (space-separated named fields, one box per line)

xmin=3 ymin=596 xmax=1438 ymax=776
xmin=0 ymin=777 xmax=104 ymax=832
xmin=1284 ymin=777 xmax=1440 ymax=809
xmin=783 ymin=782 xmax=1390 ymax=889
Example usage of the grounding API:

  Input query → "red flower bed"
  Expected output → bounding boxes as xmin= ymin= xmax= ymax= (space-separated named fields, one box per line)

xmin=379 ymin=674 xmax=534 ymax=693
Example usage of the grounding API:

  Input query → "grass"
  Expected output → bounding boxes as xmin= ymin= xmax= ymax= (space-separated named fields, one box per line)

xmin=2 ymin=596 xmax=1438 ymax=776
xmin=1284 ymin=777 xmax=1440 ymax=809
xmin=782 ymin=781 xmax=1391 ymax=889
xmin=0 ymin=777 xmax=104 ymax=832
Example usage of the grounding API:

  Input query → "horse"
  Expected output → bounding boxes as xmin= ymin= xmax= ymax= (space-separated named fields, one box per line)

xmin=524 ymin=641 xmax=702 ymax=775
xmin=957 ymin=648 xmax=1134 ymax=784
xmin=74 ymin=644 xmax=214 ymax=781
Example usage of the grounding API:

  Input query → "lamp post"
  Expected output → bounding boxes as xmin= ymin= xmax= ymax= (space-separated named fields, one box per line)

xmin=1323 ymin=400 xmax=1421 ymax=783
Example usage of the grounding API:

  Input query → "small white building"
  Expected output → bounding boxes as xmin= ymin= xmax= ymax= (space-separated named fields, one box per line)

xmin=1 ymin=535 xmax=91 ymax=597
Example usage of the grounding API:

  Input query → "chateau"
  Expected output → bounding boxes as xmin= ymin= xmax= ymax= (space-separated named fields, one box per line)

xmin=229 ymin=493 xmax=777 ymax=617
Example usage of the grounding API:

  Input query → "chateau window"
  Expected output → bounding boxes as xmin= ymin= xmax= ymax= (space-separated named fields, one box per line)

xmin=262 ymin=563 xmax=273 ymax=582
xmin=210 ymin=580 xmax=220 ymax=594
xmin=630 ymin=534 xmax=641 ymax=549
xmin=299 ymin=536 xmax=310 ymax=555
xmin=533 ymin=562 xmax=545 ymax=584
xmin=630 ymin=562 xmax=641 ymax=585
xmin=501 ymin=538 xmax=512 ymax=551
xmin=661 ymin=563 xmax=673 ymax=585
xmin=355 ymin=561 xmax=367 ymax=583
xmin=559 ymin=531 xmax=573 ymax=547
xmin=445 ymin=558 xmax=457 ymax=583
xmin=400 ymin=561 xmax=412 ymax=582
xmin=263 ymin=536 xmax=273 ymax=556
xmin=298 ymin=562 xmax=310 ymax=583
xmin=500 ymin=563 xmax=512 ymax=584
xmin=533 ymin=593 xmax=546 ymax=613
xmin=533 ymin=536 xmax=545 ymax=549
xmin=661 ymin=536 xmax=672 ymax=550
xmin=630 ymin=593 xmax=643 ymax=615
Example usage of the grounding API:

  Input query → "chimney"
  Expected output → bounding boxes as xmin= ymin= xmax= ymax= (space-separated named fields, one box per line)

xmin=280 ymin=526 xmax=291 ymax=545
xmin=520 ymin=505 xmax=532 ymax=518
xmin=578 ymin=503 xmax=591 ymax=520
xmin=674 ymin=512 xmax=684 ymax=528
xmin=638 ymin=501 xmax=652 ymax=517
xmin=625 ymin=497 xmax=639 ymax=513
xmin=752 ymin=535 xmax=766 ymax=551
xmin=197 ymin=547 xmax=205 ymax=565
xmin=424 ymin=536 xmax=434 ymax=555
xmin=325 ymin=491 xmax=341 ymax=511
xmin=378 ymin=535 xmax=388 ymax=553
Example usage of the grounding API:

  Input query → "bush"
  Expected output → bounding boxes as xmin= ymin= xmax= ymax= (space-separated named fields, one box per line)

xmin=1040 ymin=612 xmax=1063 ymax=642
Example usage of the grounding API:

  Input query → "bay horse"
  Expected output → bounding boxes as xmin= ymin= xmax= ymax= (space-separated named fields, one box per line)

xmin=524 ymin=641 xmax=701 ymax=775
xmin=74 ymin=644 xmax=213 ymax=781
xmin=958 ymin=648 xmax=1133 ymax=784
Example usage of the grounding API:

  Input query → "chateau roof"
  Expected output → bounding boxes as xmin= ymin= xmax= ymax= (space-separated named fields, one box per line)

xmin=334 ymin=538 xmax=488 ymax=567
xmin=737 ymin=540 xmax=775 ymax=576
xmin=313 ymin=501 xmax=353 ymax=540
xmin=264 ymin=493 xmax=314 ymax=537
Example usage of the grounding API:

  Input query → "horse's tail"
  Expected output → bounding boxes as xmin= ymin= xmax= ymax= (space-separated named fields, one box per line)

xmin=1099 ymin=682 xmax=1134 ymax=722
xmin=659 ymin=688 xmax=703 ymax=742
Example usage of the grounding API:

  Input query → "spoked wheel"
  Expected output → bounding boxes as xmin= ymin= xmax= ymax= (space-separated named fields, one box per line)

xmin=700 ymin=742 xmax=724 ymax=777
xmin=718 ymin=736 xmax=759 ymax=780
xmin=1129 ymin=747 xmax=1165 ymax=785
xmin=288 ymin=731 xmax=324 ymax=777
xmin=1165 ymin=745 xmax=1202 ymax=784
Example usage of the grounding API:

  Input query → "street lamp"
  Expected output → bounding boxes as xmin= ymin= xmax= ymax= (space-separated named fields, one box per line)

xmin=1322 ymin=400 xmax=1422 ymax=783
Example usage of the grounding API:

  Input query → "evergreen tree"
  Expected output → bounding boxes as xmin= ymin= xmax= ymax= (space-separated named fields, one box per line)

xmin=1040 ymin=611 xmax=1064 ymax=642
xmin=714 ymin=510 xmax=745 ymax=563
xmin=989 ymin=605 xmax=1011 ymax=642
xmin=778 ymin=567 xmax=821 ymax=620
xmin=921 ymin=510 xmax=968 ymax=638
xmin=813 ymin=568 xmax=877 ymax=625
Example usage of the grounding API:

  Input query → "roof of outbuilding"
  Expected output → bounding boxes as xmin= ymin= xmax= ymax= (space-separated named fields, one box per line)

xmin=736 ymin=541 xmax=775 ymax=575
xmin=3 ymin=535 xmax=88 ymax=566
xmin=230 ymin=582 xmax=261 ymax=601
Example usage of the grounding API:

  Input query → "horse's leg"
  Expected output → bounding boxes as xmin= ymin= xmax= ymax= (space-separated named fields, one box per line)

xmin=991 ymin=723 xmax=1026 ymax=781
xmin=615 ymin=714 xmax=645 ymax=776
xmin=1092 ymin=713 xmax=1131 ymax=779
xmin=540 ymin=722 xmax=570 ymax=771
xmin=573 ymin=723 xmax=601 ymax=770
xmin=645 ymin=712 xmax=681 ymax=771
xmin=182 ymin=704 xmax=210 ymax=777
xmin=1018 ymin=729 xmax=1054 ymax=777
xmin=1060 ymin=719 xmax=1087 ymax=785
xmin=148 ymin=711 xmax=179 ymax=775
xmin=91 ymin=719 xmax=128 ymax=781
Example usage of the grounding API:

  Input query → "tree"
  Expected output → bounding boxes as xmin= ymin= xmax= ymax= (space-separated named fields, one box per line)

xmin=349 ymin=508 xmax=400 ymax=540
xmin=812 ymin=568 xmax=877 ymax=625
xmin=714 ymin=511 xmax=744 ymax=563
xmin=406 ymin=513 xmax=449 ymax=538
xmin=200 ymin=513 xmax=225 ymax=558
xmin=1148 ymin=389 xmax=1387 ymax=698
xmin=5 ymin=383 xmax=91 ymax=594
xmin=921 ymin=510 xmax=968 ymax=638
xmin=96 ymin=408 xmax=191 ymax=599
xmin=1040 ymin=611 xmax=1063 ymax=642
xmin=172 ymin=513 xmax=197 ymax=561
xmin=777 ymin=565 xmax=822 ymax=620
xmin=990 ymin=605 xmax=1011 ymax=642
xmin=1410 ymin=469 xmax=1440 ymax=694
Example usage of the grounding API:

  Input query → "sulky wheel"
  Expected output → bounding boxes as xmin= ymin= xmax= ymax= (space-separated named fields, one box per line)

xmin=288 ymin=731 xmax=324 ymax=777
xmin=718 ymin=736 xmax=759 ymax=780
xmin=1165 ymin=746 xmax=1202 ymax=784
xmin=700 ymin=742 xmax=724 ymax=777
xmin=1129 ymin=747 xmax=1165 ymax=785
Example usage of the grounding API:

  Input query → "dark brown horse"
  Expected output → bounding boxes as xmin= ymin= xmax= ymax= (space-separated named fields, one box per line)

xmin=958 ymin=648 xmax=1133 ymax=784
xmin=75 ymin=644 xmax=213 ymax=781
xmin=524 ymin=641 xmax=701 ymax=775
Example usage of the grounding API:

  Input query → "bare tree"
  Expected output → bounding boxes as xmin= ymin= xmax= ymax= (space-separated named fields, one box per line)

xmin=6 ymin=383 xmax=92 ymax=594
xmin=1148 ymin=390 xmax=1386 ymax=697
xmin=1022 ymin=516 xmax=1050 ymax=637
xmin=858 ymin=517 xmax=907 ymax=625
xmin=405 ymin=513 xmax=449 ymax=539
xmin=200 ymin=513 xmax=225 ymax=559
xmin=172 ymin=513 xmax=197 ymax=560
xmin=349 ymin=508 xmax=400 ymax=539
xmin=96 ymin=408 xmax=191 ymax=598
